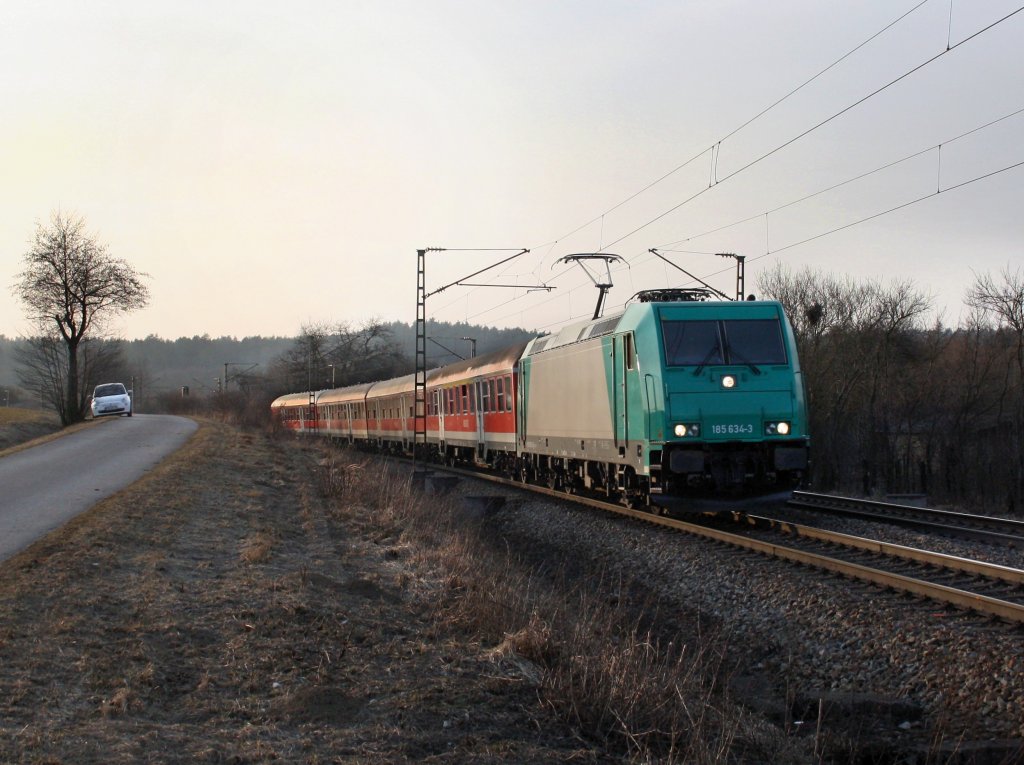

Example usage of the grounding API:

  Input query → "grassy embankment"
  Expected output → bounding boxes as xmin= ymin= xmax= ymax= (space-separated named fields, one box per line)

xmin=0 ymin=419 xmax=804 ymax=763
xmin=0 ymin=407 xmax=63 ymax=453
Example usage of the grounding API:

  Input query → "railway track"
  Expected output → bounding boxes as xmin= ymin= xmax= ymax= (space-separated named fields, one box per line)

xmin=788 ymin=491 xmax=1024 ymax=548
xmin=424 ymin=466 xmax=1024 ymax=624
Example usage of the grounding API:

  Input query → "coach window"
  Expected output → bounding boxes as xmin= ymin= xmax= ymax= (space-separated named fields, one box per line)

xmin=504 ymin=375 xmax=513 ymax=411
xmin=495 ymin=377 xmax=504 ymax=412
xmin=481 ymin=380 xmax=490 ymax=413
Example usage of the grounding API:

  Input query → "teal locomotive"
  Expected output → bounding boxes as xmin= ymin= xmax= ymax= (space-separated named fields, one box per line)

xmin=515 ymin=289 xmax=809 ymax=506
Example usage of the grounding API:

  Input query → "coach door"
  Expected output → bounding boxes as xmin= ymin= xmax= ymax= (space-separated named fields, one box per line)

xmin=437 ymin=389 xmax=446 ymax=444
xmin=474 ymin=381 xmax=485 ymax=458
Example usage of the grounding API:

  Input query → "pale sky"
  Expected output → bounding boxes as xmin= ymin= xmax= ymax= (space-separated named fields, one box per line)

xmin=2 ymin=1 xmax=1021 ymax=340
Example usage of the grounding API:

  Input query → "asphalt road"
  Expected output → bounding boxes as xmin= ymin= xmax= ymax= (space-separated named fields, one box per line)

xmin=0 ymin=414 xmax=198 ymax=563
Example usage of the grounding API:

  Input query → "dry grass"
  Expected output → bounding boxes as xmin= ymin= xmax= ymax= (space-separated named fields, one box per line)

xmin=0 ymin=406 xmax=65 ymax=453
xmin=0 ymin=423 xmax=602 ymax=763
xmin=319 ymin=451 xmax=807 ymax=764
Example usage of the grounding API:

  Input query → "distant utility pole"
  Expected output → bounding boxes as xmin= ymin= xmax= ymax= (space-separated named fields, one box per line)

xmin=224 ymin=362 xmax=258 ymax=391
xmin=461 ymin=337 xmax=477 ymax=358
xmin=414 ymin=247 xmax=543 ymax=468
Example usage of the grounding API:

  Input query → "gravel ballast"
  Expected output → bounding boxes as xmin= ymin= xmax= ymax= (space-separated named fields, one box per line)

xmin=454 ymin=480 xmax=1024 ymax=754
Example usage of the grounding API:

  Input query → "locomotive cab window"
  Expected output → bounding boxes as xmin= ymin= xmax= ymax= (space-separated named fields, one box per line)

xmin=662 ymin=319 xmax=787 ymax=367
xmin=722 ymin=320 xmax=786 ymax=365
xmin=662 ymin=320 xmax=722 ymax=366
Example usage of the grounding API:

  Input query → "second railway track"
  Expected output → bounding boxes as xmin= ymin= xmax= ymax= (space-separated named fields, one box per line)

xmin=425 ymin=464 xmax=1024 ymax=624
xmin=788 ymin=490 xmax=1024 ymax=548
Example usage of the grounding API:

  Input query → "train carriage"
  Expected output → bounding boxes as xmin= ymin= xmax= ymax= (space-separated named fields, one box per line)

xmin=270 ymin=391 xmax=318 ymax=434
xmin=318 ymin=382 xmax=375 ymax=443
xmin=422 ymin=342 xmax=526 ymax=465
xmin=368 ymin=374 xmax=415 ymax=450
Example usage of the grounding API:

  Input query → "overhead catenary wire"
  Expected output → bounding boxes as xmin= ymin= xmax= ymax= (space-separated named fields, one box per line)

xmin=603 ymin=4 xmax=1024 ymax=253
xmin=659 ymin=105 xmax=1024 ymax=250
xmin=459 ymin=149 xmax=1024 ymax=330
xmin=530 ymin=0 xmax=935 ymax=256
xmin=431 ymin=4 xmax=1023 ymax=330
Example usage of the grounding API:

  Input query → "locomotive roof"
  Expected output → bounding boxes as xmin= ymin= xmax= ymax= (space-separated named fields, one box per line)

xmin=523 ymin=310 xmax=626 ymax=356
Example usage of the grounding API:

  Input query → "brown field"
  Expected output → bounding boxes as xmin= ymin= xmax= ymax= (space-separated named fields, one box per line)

xmin=0 ymin=420 xmax=811 ymax=763
xmin=0 ymin=422 xmax=624 ymax=763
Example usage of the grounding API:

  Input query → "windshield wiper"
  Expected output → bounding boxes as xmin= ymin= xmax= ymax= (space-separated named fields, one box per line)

xmin=726 ymin=345 xmax=762 ymax=375
xmin=693 ymin=345 xmax=722 ymax=376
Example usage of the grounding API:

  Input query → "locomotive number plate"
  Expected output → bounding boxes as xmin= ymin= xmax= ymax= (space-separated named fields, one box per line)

xmin=710 ymin=422 xmax=755 ymax=436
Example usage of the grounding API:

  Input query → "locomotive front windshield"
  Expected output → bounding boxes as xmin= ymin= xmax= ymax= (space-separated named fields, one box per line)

xmin=662 ymin=319 xmax=787 ymax=367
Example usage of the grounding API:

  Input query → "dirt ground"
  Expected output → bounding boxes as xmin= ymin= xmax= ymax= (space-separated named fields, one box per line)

xmin=0 ymin=422 xmax=605 ymax=764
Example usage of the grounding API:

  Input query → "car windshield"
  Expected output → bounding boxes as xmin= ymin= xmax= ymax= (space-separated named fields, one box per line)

xmin=662 ymin=319 xmax=787 ymax=366
xmin=95 ymin=384 xmax=126 ymax=398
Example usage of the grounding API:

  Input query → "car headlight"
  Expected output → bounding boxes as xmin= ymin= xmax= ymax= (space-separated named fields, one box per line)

xmin=765 ymin=421 xmax=791 ymax=436
xmin=674 ymin=423 xmax=701 ymax=438
xmin=721 ymin=375 xmax=736 ymax=389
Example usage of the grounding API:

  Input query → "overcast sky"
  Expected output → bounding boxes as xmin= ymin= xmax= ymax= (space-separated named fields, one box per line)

xmin=2 ymin=1 xmax=1021 ymax=340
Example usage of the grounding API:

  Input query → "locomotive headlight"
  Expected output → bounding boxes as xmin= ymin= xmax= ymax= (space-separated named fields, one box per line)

xmin=674 ymin=423 xmax=701 ymax=438
xmin=721 ymin=375 xmax=736 ymax=389
xmin=765 ymin=421 xmax=791 ymax=436
xmin=674 ymin=424 xmax=687 ymax=437
xmin=777 ymin=421 xmax=791 ymax=435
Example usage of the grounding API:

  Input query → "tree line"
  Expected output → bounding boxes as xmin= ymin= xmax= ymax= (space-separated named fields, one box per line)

xmin=758 ymin=263 xmax=1023 ymax=515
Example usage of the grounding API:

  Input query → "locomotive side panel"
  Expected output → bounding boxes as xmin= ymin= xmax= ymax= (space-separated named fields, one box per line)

xmin=520 ymin=338 xmax=619 ymax=462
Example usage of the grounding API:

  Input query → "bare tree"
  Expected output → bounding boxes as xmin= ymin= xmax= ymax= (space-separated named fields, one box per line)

xmin=966 ymin=265 xmax=1024 ymax=380
xmin=966 ymin=265 xmax=1024 ymax=513
xmin=271 ymin=319 xmax=406 ymax=392
xmin=12 ymin=212 xmax=149 ymax=424
xmin=14 ymin=336 xmax=129 ymax=421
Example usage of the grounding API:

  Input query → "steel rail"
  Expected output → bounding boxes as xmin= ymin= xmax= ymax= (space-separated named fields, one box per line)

xmin=731 ymin=512 xmax=1024 ymax=586
xmin=789 ymin=491 xmax=1024 ymax=547
xmin=426 ymin=466 xmax=1024 ymax=624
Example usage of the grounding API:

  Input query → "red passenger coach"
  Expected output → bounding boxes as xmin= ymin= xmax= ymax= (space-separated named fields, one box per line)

xmin=270 ymin=342 xmax=527 ymax=471
xmin=270 ymin=391 xmax=318 ymax=434
xmin=368 ymin=374 xmax=416 ymax=449
xmin=318 ymin=382 xmax=374 ymax=442
xmin=423 ymin=342 xmax=526 ymax=465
